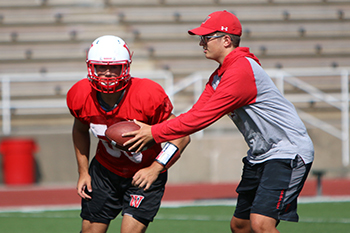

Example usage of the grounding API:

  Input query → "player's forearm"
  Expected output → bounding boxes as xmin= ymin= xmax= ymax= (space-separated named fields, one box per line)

xmin=170 ymin=135 xmax=190 ymax=155
xmin=72 ymin=122 xmax=91 ymax=175
xmin=155 ymin=115 xmax=191 ymax=169
xmin=75 ymin=152 xmax=90 ymax=175
xmin=74 ymin=146 xmax=90 ymax=176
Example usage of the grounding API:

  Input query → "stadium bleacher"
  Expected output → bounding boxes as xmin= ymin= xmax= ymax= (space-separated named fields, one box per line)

xmin=1 ymin=0 xmax=349 ymax=76
xmin=1 ymin=0 xmax=349 ymax=134
xmin=0 ymin=0 xmax=349 ymax=184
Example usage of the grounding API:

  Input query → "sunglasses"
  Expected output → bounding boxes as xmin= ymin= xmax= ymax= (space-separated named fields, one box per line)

xmin=199 ymin=34 xmax=225 ymax=44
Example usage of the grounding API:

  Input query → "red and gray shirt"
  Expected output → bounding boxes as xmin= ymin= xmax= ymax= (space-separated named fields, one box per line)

xmin=152 ymin=47 xmax=314 ymax=164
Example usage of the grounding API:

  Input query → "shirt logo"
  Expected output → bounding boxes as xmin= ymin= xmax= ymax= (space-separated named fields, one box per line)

xmin=129 ymin=195 xmax=145 ymax=208
xmin=211 ymin=74 xmax=221 ymax=90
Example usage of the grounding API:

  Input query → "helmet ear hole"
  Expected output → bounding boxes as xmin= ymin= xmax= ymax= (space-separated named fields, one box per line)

xmin=86 ymin=35 xmax=132 ymax=93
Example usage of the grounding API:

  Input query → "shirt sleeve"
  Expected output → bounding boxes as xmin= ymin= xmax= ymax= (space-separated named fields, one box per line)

xmin=66 ymin=84 xmax=82 ymax=119
xmin=66 ymin=79 xmax=92 ymax=125
xmin=152 ymin=60 xmax=258 ymax=143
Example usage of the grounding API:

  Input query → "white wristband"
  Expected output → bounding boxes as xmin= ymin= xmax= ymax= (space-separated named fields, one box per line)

xmin=155 ymin=142 xmax=179 ymax=166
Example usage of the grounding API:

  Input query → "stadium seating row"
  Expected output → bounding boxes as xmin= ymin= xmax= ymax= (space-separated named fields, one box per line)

xmin=1 ymin=5 xmax=348 ymax=25
xmin=1 ymin=0 xmax=347 ymax=8
xmin=0 ymin=0 xmax=349 ymax=133
xmin=0 ymin=0 xmax=349 ymax=184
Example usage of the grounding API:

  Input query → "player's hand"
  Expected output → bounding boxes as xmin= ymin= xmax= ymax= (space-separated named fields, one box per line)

xmin=123 ymin=119 xmax=154 ymax=153
xmin=132 ymin=162 xmax=164 ymax=191
xmin=77 ymin=173 xmax=92 ymax=200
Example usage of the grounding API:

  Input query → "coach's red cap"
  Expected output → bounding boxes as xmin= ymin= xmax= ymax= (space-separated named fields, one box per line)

xmin=188 ymin=10 xmax=242 ymax=36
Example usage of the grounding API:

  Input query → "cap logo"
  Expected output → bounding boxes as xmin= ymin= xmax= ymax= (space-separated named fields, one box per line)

xmin=221 ymin=26 xmax=228 ymax=31
xmin=202 ymin=16 xmax=211 ymax=24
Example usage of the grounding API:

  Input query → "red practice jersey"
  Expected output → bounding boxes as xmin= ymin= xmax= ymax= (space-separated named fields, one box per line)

xmin=67 ymin=78 xmax=173 ymax=178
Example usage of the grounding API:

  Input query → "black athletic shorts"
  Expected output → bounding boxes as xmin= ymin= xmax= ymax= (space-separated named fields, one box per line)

xmin=80 ymin=157 xmax=167 ymax=226
xmin=234 ymin=155 xmax=312 ymax=222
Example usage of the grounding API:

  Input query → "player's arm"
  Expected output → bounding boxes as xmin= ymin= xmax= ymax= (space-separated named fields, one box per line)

xmin=72 ymin=118 xmax=92 ymax=200
xmin=132 ymin=114 xmax=190 ymax=191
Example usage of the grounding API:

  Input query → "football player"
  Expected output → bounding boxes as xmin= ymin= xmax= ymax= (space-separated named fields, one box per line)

xmin=66 ymin=35 xmax=190 ymax=233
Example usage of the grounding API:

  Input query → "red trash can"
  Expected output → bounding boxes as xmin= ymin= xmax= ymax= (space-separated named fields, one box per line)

xmin=0 ymin=138 xmax=37 ymax=185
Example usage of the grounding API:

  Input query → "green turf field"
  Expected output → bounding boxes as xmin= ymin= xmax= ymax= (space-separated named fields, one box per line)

xmin=0 ymin=201 xmax=349 ymax=233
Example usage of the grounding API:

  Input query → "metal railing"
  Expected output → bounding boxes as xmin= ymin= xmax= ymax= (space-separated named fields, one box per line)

xmin=170 ymin=67 xmax=350 ymax=166
xmin=0 ymin=67 xmax=349 ymax=166
xmin=0 ymin=70 xmax=174 ymax=136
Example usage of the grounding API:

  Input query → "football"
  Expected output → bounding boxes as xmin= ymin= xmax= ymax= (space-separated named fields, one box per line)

xmin=105 ymin=121 xmax=140 ymax=151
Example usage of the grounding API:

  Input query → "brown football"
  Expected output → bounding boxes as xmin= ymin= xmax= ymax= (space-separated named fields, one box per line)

xmin=105 ymin=121 xmax=140 ymax=151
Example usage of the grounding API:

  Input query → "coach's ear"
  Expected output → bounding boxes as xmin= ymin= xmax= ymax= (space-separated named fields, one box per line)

xmin=223 ymin=35 xmax=233 ymax=48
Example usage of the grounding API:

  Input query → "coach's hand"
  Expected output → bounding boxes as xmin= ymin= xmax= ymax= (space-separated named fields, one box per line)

xmin=123 ymin=119 xmax=154 ymax=153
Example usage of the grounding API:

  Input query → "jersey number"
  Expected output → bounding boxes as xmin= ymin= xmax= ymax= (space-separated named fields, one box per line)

xmin=101 ymin=140 xmax=143 ymax=163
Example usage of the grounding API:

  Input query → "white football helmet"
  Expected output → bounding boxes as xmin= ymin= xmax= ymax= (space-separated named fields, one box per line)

xmin=86 ymin=35 xmax=132 ymax=93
